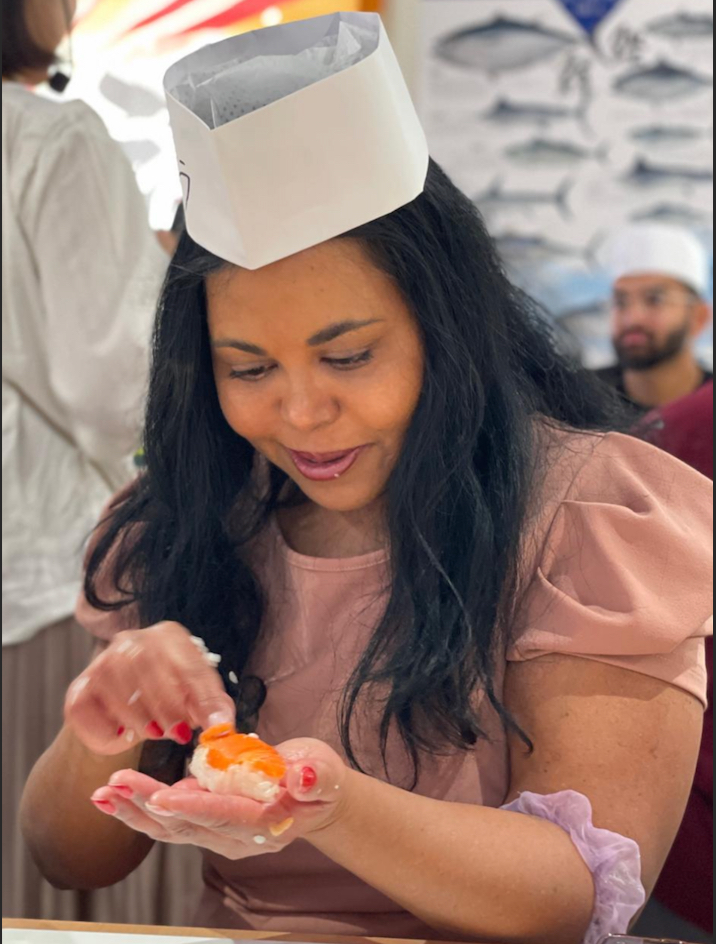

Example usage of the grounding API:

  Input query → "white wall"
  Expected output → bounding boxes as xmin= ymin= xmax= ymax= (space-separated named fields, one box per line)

xmin=407 ymin=0 xmax=714 ymax=367
xmin=382 ymin=0 xmax=422 ymax=91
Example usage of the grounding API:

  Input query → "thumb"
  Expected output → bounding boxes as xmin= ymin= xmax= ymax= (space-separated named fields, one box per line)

xmin=281 ymin=739 xmax=346 ymax=804
xmin=190 ymin=692 xmax=237 ymax=731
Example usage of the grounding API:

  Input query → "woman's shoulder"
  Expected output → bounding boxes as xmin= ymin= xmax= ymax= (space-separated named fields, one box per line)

xmin=513 ymin=425 xmax=712 ymax=707
xmin=537 ymin=423 xmax=712 ymax=510
xmin=3 ymin=87 xmax=122 ymax=208
xmin=3 ymin=84 xmax=108 ymax=147
xmin=522 ymin=422 xmax=712 ymax=588
xmin=4 ymin=88 xmax=138 ymax=225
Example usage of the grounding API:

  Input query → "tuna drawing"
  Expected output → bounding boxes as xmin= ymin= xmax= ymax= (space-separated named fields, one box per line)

xmin=484 ymin=97 xmax=588 ymax=130
xmin=631 ymin=203 xmax=712 ymax=227
xmin=624 ymin=158 xmax=713 ymax=188
xmin=646 ymin=13 xmax=713 ymax=41
xmin=613 ymin=61 xmax=713 ymax=103
xmin=630 ymin=125 xmax=706 ymax=147
xmin=505 ymin=137 xmax=607 ymax=167
xmin=475 ymin=179 xmax=574 ymax=220
xmin=436 ymin=16 xmax=577 ymax=74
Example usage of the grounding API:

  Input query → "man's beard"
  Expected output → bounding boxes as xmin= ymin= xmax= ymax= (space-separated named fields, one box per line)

xmin=614 ymin=322 xmax=692 ymax=371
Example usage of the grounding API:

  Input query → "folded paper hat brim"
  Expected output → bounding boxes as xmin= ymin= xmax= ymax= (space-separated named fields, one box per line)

xmin=164 ymin=13 xmax=429 ymax=269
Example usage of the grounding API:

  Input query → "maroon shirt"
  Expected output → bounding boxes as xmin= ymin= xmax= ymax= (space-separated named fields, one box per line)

xmin=649 ymin=381 xmax=713 ymax=933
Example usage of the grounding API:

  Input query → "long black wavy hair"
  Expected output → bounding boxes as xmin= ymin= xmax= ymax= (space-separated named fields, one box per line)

xmin=86 ymin=161 xmax=628 ymax=783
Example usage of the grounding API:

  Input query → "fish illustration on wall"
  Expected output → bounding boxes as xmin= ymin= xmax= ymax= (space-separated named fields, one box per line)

xmin=631 ymin=203 xmax=713 ymax=226
xmin=624 ymin=158 xmax=713 ymax=188
xmin=646 ymin=12 xmax=714 ymax=41
xmin=475 ymin=179 xmax=574 ymax=219
xmin=505 ymin=137 xmax=608 ymax=166
xmin=613 ymin=61 xmax=713 ymax=103
xmin=630 ymin=125 xmax=707 ymax=147
xmin=421 ymin=0 xmax=713 ymax=370
xmin=483 ymin=97 xmax=589 ymax=129
xmin=436 ymin=16 xmax=578 ymax=73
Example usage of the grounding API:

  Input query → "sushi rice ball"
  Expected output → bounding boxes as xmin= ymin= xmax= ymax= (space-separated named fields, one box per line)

xmin=190 ymin=724 xmax=287 ymax=802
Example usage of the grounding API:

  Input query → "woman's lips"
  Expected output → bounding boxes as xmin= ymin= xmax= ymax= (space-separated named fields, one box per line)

xmin=287 ymin=446 xmax=367 ymax=482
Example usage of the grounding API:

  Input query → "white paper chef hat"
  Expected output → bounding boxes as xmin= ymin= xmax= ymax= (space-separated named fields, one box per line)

xmin=603 ymin=223 xmax=709 ymax=297
xmin=164 ymin=12 xmax=429 ymax=270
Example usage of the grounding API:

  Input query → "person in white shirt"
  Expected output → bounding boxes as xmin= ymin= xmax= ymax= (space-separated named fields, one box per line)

xmin=2 ymin=0 xmax=170 ymax=919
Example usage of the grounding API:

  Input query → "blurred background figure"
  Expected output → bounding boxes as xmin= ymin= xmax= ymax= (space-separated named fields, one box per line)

xmin=650 ymin=379 xmax=714 ymax=480
xmin=2 ymin=0 xmax=170 ymax=920
xmin=633 ymin=380 xmax=714 ymax=942
xmin=596 ymin=224 xmax=712 ymax=412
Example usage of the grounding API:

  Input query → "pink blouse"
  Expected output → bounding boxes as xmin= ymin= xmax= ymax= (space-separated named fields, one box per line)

xmin=76 ymin=430 xmax=713 ymax=939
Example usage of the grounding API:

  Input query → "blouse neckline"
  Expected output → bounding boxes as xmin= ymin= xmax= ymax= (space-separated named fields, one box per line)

xmin=268 ymin=516 xmax=389 ymax=573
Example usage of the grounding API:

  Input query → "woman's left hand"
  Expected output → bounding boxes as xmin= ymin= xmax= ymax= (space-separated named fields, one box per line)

xmin=90 ymin=738 xmax=348 ymax=859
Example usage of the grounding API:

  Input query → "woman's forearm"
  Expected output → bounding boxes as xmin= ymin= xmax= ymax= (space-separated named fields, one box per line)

xmin=21 ymin=726 xmax=154 ymax=890
xmin=309 ymin=771 xmax=595 ymax=944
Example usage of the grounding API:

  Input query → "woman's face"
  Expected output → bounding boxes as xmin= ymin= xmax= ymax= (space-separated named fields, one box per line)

xmin=24 ymin=0 xmax=76 ymax=60
xmin=208 ymin=240 xmax=424 ymax=513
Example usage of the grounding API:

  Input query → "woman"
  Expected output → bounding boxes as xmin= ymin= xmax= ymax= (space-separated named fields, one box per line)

xmin=2 ymin=0 xmax=171 ymax=921
xmin=21 ymin=157 xmax=713 ymax=942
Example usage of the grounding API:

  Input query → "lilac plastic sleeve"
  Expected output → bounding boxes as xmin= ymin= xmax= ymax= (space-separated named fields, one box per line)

xmin=501 ymin=790 xmax=646 ymax=944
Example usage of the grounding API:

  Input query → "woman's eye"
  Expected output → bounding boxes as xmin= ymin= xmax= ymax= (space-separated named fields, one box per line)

xmin=229 ymin=365 xmax=275 ymax=382
xmin=228 ymin=351 xmax=373 ymax=381
xmin=324 ymin=350 xmax=374 ymax=371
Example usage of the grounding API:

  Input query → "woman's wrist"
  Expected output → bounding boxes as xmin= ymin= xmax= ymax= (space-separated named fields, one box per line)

xmin=304 ymin=766 xmax=364 ymax=848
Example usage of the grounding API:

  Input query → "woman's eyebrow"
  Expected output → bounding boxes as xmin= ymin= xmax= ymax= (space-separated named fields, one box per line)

xmin=211 ymin=339 xmax=267 ymax=356
xmin=307 ymin=319 xmax=383 ymax=347
xmin=211 ymin=320 xmax=383 ymax=356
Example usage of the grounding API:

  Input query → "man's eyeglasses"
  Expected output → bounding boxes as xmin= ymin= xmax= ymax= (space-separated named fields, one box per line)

xmin=612 ymin=287 xmax=698 ymax=314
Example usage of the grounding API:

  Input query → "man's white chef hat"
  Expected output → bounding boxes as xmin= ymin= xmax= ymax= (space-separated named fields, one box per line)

xmin=603 ymin=223 xmax=710 ymax=297
xmin=164 ymin=12 xmax=429 ymax=270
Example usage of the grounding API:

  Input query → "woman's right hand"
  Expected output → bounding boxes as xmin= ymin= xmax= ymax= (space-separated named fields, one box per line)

xmin=65 ymin=621 xmax=236 ymax=755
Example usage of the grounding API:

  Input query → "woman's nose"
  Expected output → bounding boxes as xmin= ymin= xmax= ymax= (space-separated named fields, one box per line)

xmin=280 ymin=377 xmax=339 ymax=432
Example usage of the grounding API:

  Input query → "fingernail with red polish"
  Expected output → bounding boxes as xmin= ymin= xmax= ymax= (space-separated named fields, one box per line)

xmin=91 ymin=798 xmax=117 ymax=815
xmin=299 ymin=766 xmax=318 ymax=793
xmin=110 ymin=784 xmax=134 ymax=799
xmin=170 ymin=722 xmax=193 ymax=745
xmin=145 ymin=721 xmax=165 ymax=739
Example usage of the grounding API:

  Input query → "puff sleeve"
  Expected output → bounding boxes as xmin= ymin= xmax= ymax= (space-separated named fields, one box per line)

xmin=509 ymin=433 xmax=713 ymax=707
